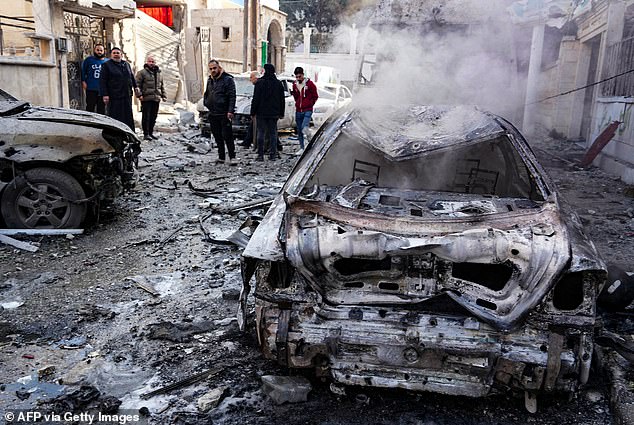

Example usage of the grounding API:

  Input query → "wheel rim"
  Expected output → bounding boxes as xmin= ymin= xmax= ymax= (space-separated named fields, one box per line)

xmin=15 ymin=183 xmax=72 ymax=228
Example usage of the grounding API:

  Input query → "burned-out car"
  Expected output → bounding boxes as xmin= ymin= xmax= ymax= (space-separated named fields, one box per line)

xmin=0 ymin=89 xmax=140 ymax=229
xmin=239 ymin=104 xmax=607 ymax=410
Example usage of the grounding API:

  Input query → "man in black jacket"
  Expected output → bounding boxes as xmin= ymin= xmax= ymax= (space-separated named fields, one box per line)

xmin=250 ymin=63 xmax=285 ymax=161
xmin=204 ymin=59 xmax=237 ymax=165
xmin=100 ymin=47 xmax=139 ymax=130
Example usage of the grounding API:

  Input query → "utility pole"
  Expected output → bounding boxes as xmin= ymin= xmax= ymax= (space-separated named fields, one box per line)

xmin=243 ymin=0 xmax=249 ymax=72
xmin=250 ymin=0 xmax=258 ymax=71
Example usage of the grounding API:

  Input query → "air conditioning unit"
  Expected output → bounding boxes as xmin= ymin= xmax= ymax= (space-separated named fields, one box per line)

xmin=56 ymin=37 xmax=68 ymax=53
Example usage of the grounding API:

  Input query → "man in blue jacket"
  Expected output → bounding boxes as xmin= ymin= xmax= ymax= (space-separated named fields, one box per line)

xmin=81 ymin=44 xmax=108 ymax=114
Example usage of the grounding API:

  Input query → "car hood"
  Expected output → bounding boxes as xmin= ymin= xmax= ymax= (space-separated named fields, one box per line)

xmin=17 ymin=106 xmax=139 ymax=140
xmin=314 ymin=98 xmax=335 ymax=110
xmin=235 ymin=95 xmax=252 ymax=114
xmin=344 ymin=105 xmax=505 ymax=160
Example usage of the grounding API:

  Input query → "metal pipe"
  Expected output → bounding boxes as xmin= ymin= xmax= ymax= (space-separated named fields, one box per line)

xmin=243 ymin=0 xmax=248 ymax=72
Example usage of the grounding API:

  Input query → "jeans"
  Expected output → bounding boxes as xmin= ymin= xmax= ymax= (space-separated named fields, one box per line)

xmin=141 ymin=100 xmax=159 ymax=136
xmin=295 ymin=111 xmax=312 ymax=149
xmin=257 ymin=117 xmax=278 ymax=159
xmin=209 ymin=114 xmax=235 ymax=161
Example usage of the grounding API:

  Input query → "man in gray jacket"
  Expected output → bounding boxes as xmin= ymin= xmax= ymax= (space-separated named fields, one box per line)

xmin=204 ymin=59 xmax=237 ymax=165
xmin=136 ymin=56 xmax=166 ymax=140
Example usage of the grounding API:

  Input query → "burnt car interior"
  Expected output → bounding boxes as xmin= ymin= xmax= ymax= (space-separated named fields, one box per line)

xmin=303 ymin=133 xmax=545 ymax=216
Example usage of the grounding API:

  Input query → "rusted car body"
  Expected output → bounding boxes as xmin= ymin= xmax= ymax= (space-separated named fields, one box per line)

xmin=0 ymin=89 xmax=140 ymax=228
xmin=239 ymin=104 xmax=606 ymax=410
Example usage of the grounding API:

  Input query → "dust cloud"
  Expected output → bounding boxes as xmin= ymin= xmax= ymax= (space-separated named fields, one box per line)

xmin=332 ymin=0 xmax=529 ymax=124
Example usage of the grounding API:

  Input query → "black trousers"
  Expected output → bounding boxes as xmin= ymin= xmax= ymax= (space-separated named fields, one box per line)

xmin=256 ymin=117 xmax=278 ymax=159
xmin=141 ymin=100 xmax=160 ymax=136
xmin=209 ymin=114 xmax=235 ymax=160
xmin=107 ymin=96 xmax=134 ymax=131
xmin=85 ymin=90 xmax=105 ymax=114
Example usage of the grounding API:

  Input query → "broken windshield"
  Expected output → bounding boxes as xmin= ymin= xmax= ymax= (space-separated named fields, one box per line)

xmin=304 ymin=132 xmax=543 ymax=203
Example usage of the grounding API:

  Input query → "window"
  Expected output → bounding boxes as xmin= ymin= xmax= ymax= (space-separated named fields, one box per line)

xmin=0 ymin=1 xmax=53 ymax=63
xmin=222 ymin=27 xmax=230 ymax=41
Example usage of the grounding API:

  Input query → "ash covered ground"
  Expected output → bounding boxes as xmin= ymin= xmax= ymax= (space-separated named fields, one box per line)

xmin=0 ymin=127 xmax=632 ymax=424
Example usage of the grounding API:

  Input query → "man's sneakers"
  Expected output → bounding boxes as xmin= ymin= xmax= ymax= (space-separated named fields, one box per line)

xmin=150 ymin=134 xmax=159 ymax=140
xmin=143 ymin=135 xmax=152 ymax=141
xmin=294 ymin=148 xmax=304 ymax=156
xmin=215 ymin=158 xmax=225 ymax=164
xmin=255 ymin=156 xmax=264 ymax=162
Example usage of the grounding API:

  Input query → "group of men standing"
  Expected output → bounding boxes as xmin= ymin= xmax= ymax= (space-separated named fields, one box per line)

xmin=81 ymin=44 xmax=166 ymax=140
xmin=84 ymin=44 xmax=319 ymax=162
xmin=203 ymin=60 xmax=319 ymax=163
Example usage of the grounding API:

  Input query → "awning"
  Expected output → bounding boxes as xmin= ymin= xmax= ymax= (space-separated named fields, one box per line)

xmin=55 ymin=0 xmax=136 ymax=19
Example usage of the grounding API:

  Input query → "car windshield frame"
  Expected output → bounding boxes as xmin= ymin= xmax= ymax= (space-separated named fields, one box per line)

xmin=282 ymin=107 xmax=552 ymax=204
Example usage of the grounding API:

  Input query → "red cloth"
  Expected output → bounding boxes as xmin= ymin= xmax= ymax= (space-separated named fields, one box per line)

xmin=138 ymin=6 xmax=173 ymax=27
xmin=291 ymin=79 xmax=319 ymax=112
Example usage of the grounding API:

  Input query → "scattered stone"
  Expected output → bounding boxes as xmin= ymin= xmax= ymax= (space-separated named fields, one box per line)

xmin=38 ymin=365 xmax=56 ymax=381
xmin=1 ymin=300 xmax=24 ymax=310
xmin=197 ymin=386 xmax=228 ymax=412
xmin=99 ymin=395 xmax=122 ymax=413
xmin=261 ymin=375 xmax=312 ymax=405
xmin=16 ymin=390 xmax=31 ymax=400
xmin=222 ymin=289 xmax=240 ymax=301
xmin=56 ymin=335 xmax=87 ymax=349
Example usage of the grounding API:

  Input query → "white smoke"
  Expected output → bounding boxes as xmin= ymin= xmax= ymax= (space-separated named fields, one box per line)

xmin=331 ymin=0 xmax=529 ymax=124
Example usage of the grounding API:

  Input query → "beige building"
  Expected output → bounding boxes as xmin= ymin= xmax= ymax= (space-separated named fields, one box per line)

xmin=1 ymin=0 xmax=287 ymax=108
xmin=188 ymin=0 xmax=287 ymax=101
xmin=0 ymin=0 xmax=135 ymax=108
xmin=516 ymin=0 xmax=634 ymax=183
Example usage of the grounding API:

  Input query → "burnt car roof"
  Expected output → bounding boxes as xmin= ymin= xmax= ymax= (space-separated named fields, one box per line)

xmin=343 ymin=105 xmax=505 ymax=160
xmin=13 ymin=105 xmax=138 ymax=140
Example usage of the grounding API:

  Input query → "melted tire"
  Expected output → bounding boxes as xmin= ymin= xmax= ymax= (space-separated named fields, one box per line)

xmin=1 ymin=167 xmax=87 ymax=229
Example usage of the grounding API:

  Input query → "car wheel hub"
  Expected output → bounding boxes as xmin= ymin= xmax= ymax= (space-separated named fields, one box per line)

xmin=17 ymin=184 xmax=71 ymax=227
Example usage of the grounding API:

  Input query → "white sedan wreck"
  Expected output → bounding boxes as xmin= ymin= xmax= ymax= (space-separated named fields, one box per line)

xmin=0 ymin=89 xmax=140 ymax=229
xmin=239 ymin=105 xmax=606 ymax=411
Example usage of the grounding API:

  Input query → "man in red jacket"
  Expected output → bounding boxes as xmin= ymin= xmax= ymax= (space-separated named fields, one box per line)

xmin=291 ymin=66 xmax=318 ymax=154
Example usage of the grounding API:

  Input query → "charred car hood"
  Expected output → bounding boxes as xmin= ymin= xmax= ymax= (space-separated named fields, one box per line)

xmin=17 ymin=106 xmax=139 ymax=141
xmin=346 ymin=105 xmax=504 ymax=160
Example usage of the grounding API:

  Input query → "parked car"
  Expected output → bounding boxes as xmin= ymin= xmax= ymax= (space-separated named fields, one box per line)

xmin=238 ymin=104 xmax=607 ymax=411
xmin=197 ymin=73 xmax=296 ymax=139
xmin=312 ymin=83 xmax=353 ymax=128
xmin=0 ymin=89 xmax=141 ymax=229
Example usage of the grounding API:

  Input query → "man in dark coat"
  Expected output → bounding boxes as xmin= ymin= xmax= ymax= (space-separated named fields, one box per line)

xmin=100 ymin=47 xmax=139 ymax=131
xmin=136 ymin=55 xmax=166 ymax=140
xmin=250 ymin=63 xmax=285 ymax=161
xmin=204 ymin=59 xmax=237 ymax=165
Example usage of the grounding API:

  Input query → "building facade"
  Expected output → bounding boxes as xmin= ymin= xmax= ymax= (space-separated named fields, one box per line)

xmin=0 ymin=0 xmax=135 ymax=108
